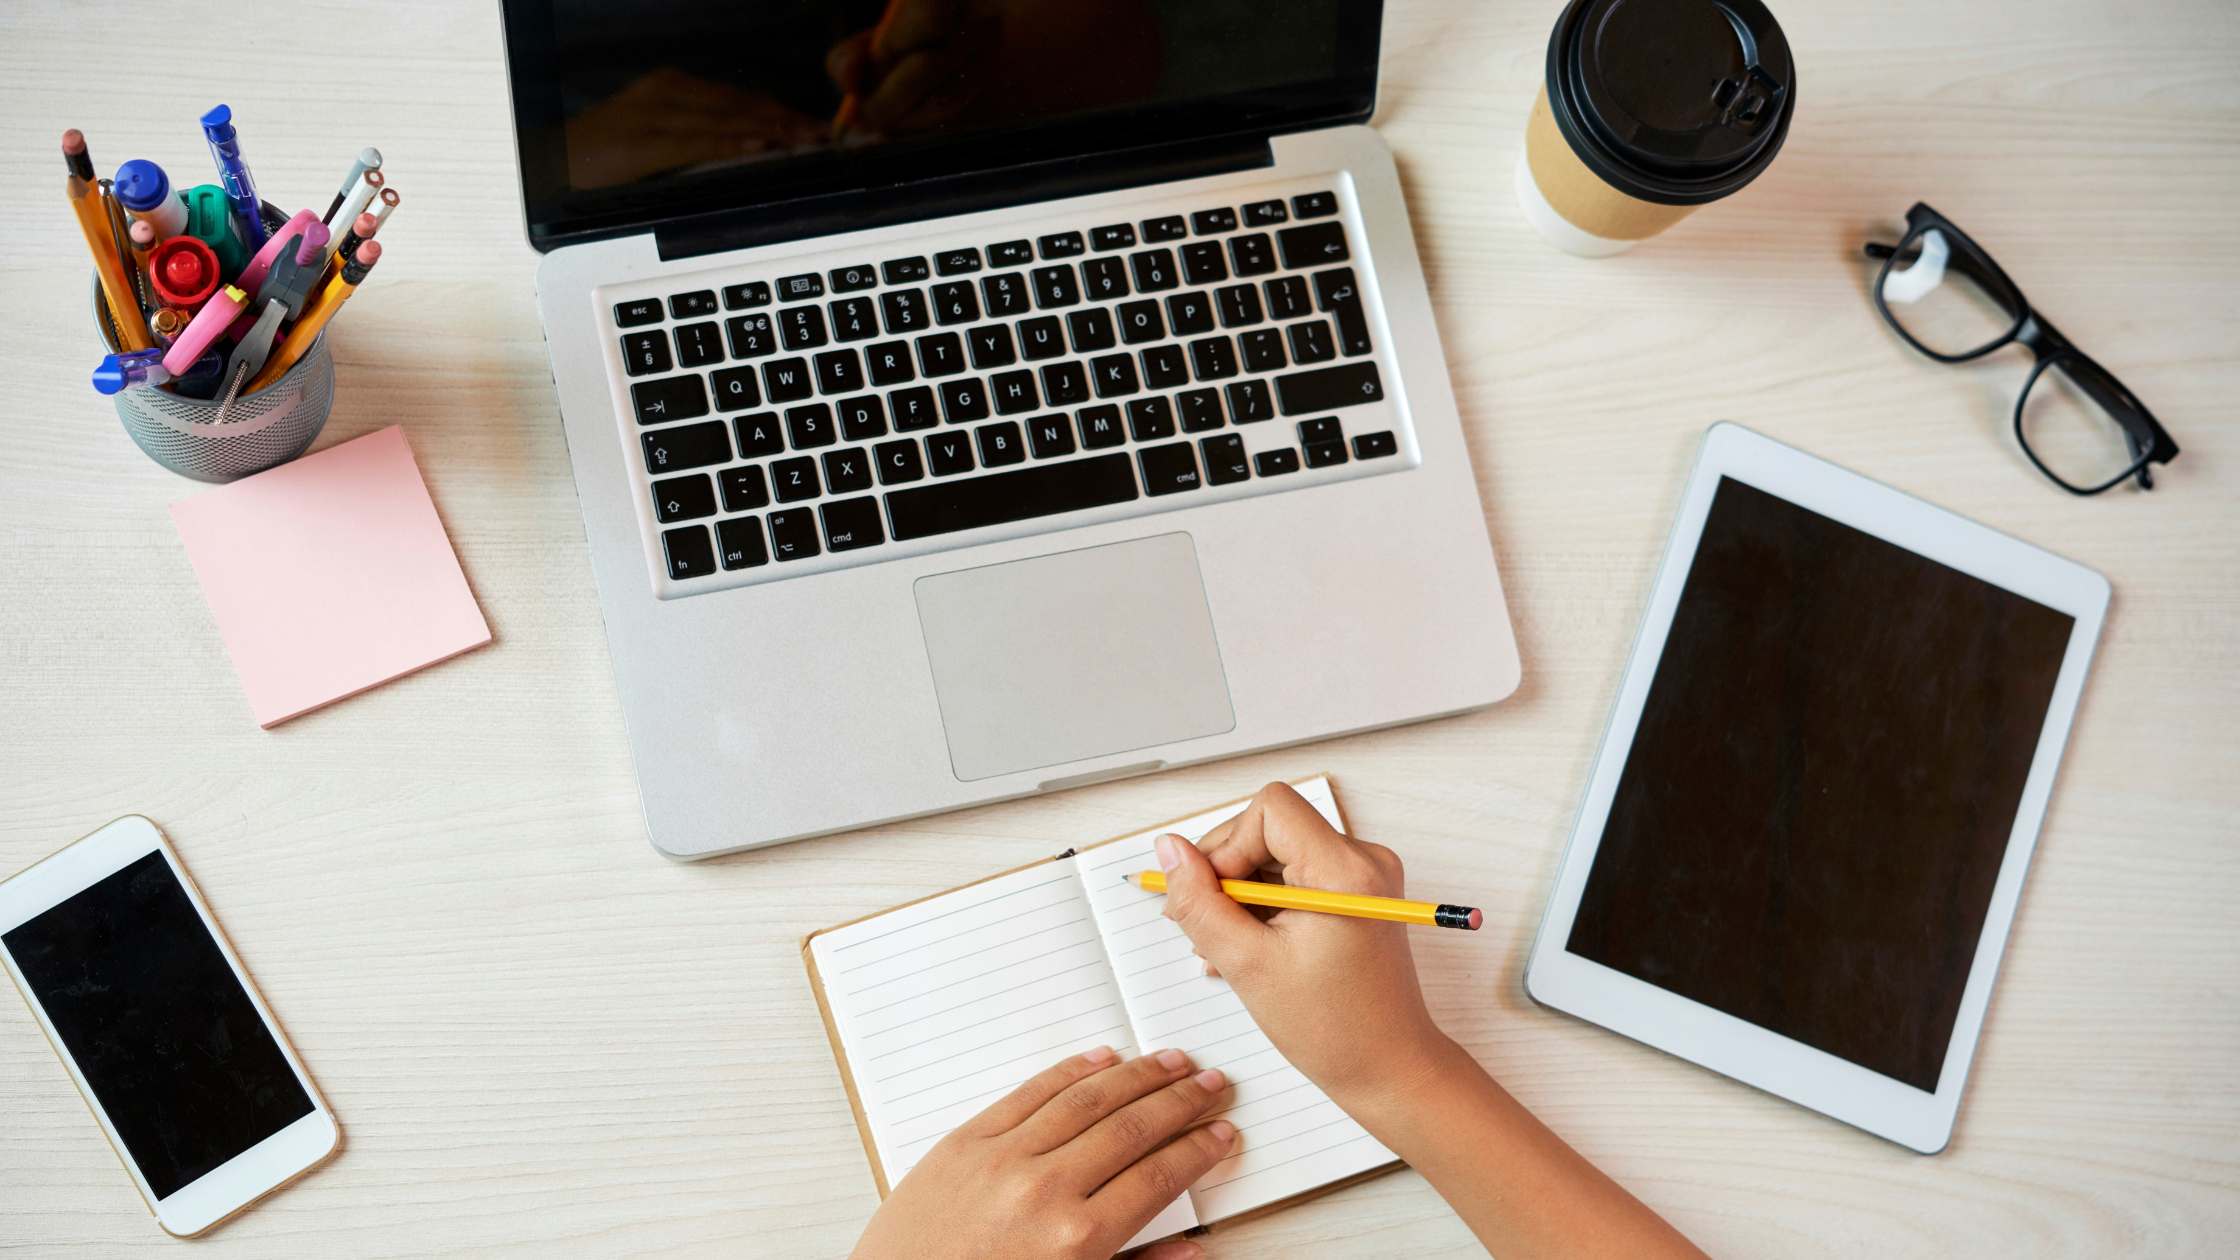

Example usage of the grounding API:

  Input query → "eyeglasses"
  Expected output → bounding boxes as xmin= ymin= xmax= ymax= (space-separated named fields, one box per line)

xmin=1864 ymin=203 xmax=2179 ymax=495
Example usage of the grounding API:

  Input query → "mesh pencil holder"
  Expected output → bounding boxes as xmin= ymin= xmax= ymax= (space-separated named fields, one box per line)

xmin=111 ymin=333 xmax=333 ymax=483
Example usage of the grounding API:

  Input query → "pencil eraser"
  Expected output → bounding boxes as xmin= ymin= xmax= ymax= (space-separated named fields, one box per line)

xmin=1467 ymin=907 xmax=1483 ymax=930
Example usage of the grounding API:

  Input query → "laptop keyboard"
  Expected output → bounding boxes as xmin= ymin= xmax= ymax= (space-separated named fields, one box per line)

xmin=601 ymin=181 xmax=1415 ymax=594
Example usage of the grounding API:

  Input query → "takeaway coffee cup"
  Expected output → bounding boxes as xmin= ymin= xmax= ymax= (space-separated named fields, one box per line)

xmin=1517 ymin=0 xmax=1795 ymax=257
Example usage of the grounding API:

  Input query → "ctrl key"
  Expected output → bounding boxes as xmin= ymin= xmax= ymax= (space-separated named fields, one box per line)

xmin=716 ymin=517 xmax=769 ymax=570
xmin=662 ymin=525 xmax=717 ymax=579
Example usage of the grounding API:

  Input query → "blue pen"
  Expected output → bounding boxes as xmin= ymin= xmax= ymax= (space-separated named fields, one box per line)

xmin=199 ymin=103 xmax=269 ymax=250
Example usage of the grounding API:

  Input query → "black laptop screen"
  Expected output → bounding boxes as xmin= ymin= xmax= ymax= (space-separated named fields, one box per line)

xmin=502 ymin=0 xmax=1381 ymax=247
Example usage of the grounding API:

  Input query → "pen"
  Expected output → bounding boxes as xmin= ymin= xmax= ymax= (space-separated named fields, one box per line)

xmin=245 ymin=240 xmax=379 ymax=393
xmin=320 ymin=147 xmax=382 ymax=225
xmin=70 ymin=173 xmax=153 ymax=352
xmin=199 ymin=104 xmax=270 ymax=250
xmin=99 ymin=178 xmax=150 ymax=315
xmin=1125 ymin=869 xmax=1483 ymax=930
xmin=113 ymin=158 xmax=188 ymax=239
xmin=93 ymin=346 xmax=222 ymax=394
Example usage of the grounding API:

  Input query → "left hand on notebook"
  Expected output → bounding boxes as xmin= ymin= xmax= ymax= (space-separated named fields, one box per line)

xmin=850 ymin=1045 xmax=1232 ymax=1260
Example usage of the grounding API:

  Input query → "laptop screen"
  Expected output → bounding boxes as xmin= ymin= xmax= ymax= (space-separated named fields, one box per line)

xmin=502 ymin=0 xmax=1381 ymax=248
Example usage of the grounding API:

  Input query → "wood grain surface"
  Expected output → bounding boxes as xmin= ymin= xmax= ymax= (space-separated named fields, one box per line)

xmin=3 ymin=1 xmax=2235 ymax=1255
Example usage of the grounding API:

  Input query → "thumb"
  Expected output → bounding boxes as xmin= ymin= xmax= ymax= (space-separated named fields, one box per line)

xmin=1156 ymin=833 xmax=1267 ymax=973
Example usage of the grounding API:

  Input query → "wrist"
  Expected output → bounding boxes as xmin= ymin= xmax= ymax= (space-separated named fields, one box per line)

xmin=1329 ymin=1025 xmax=1471 ymax=1132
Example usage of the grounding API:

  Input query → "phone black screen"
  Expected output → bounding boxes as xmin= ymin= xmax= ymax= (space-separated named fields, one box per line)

xmin=1565 ymin=477 xmax=2074 ymax=1093
xmin=3 ymin=851 xmax=313 ymax=1200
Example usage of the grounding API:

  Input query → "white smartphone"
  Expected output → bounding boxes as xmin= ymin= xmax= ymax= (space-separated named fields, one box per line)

xmin=0 ymin=816 xmax=340 ymax=1236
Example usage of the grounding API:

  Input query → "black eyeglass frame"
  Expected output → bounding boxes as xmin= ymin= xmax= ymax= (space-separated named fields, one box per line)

xmin=1864 ymin=202 xmax=2179 ymax=495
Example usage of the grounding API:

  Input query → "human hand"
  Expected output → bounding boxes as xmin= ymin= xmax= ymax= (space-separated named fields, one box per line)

xmin=1155 ymin=783 xmax=1451 ymax=1109
xmin=850 ymin=1045 xmax=1234 ymax=1260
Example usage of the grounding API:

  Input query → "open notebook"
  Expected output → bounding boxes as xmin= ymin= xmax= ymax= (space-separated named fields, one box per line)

xmin=804 ymin=777 xmax=1400 ymax=1248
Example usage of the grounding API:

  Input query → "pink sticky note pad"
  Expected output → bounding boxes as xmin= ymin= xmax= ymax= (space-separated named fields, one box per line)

xmin=171 ymin=426 xmax=491 ymax=728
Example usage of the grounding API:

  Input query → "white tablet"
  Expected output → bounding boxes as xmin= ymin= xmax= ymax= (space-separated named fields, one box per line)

xmin=1525 ymin=424 xmax=2109 ymax=1153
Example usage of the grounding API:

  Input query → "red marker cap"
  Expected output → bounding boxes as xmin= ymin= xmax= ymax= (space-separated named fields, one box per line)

xmin=149 ymin=236 xmax=222 ymax=310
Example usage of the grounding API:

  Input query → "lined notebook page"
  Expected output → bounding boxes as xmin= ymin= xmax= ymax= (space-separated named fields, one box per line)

xmin=1077 ymin=776 xmax=1398 ymax=1222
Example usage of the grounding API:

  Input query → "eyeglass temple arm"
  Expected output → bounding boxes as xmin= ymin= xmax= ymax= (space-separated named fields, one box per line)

xmin=1863 ymin=242 xmax=1898 ymax=259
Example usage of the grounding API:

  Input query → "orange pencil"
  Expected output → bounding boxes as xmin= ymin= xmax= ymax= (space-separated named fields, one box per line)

xmin=70 ymin=174 xmax=152 ymax=352
xmin=1126 ymin=870 xmax=1481 ymax=930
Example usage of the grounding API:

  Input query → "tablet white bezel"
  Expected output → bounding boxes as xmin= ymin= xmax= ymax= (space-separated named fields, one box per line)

xmin=0 ymin=816 xmax=341 ymax=1236
xmin=1524 ymin=423 xmax=2110 ymax=1154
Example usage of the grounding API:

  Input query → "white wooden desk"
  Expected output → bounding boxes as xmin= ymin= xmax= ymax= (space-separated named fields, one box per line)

xmin=3 ymin=2 xmax=2235 ymax=1255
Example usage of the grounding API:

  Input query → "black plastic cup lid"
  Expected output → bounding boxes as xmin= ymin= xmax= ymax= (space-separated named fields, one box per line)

xmin=1546 ymin=0 xmax=1795 ymax=206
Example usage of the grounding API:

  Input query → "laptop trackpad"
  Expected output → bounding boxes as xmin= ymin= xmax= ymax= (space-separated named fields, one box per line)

xmin=914 ymin=533 xmax=1236 ymax=782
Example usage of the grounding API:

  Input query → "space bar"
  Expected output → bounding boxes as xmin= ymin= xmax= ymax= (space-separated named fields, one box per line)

xmin=886 ymin=454 xmax=1140 ymax=542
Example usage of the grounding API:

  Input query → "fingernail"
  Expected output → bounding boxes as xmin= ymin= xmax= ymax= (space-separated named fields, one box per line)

xmin=1154 ymin=833 xmax=1182 ymax=872
xmin=1193 ymin=1068 xmax=1225 ymax=1092
xmin=1157 ymin=1047 xmax=1188 ymax=1070
xmin=1085 ymin=1045 xmax=1114 ymax=1064
xmin=1208 ymin=1120 xmax=1237 ymax=1144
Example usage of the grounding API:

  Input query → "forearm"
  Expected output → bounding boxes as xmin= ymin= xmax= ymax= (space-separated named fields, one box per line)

xmin=1339 ymin=1036 xmax=1708 ymax=1260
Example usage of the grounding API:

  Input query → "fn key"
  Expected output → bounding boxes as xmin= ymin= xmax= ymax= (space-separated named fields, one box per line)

xmin=662 ymin=525 xmax=716 ymax=579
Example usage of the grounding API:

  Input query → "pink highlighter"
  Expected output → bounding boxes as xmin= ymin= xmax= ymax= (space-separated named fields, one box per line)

xmin=164 ymin=284 xmax=249 ymax=377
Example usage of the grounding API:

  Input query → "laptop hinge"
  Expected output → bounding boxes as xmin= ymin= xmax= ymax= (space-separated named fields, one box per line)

xmin=654 ymin=133 xmax=1275 ymax=263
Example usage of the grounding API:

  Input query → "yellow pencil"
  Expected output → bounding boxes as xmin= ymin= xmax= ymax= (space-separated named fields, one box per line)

xmin=70 ymin=175 xmax=152 ymax=352
xmin=245 ymin=240 xmax=380 ymax=393
xmin=1125 ymin=871 xmax=1481 ymax=930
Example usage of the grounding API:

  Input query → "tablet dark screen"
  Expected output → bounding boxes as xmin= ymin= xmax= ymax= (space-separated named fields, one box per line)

xmin=1565 ymin=477 xmax=2074 ymax=1093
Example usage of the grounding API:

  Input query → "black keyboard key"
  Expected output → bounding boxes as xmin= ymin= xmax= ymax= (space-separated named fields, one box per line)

xmin=917 ymin=332 xmax=966 ymax=376
xmin=880 ymin=288 xmax=929 ymax=334
xmin=886 ymin=451 xmax=1138 ymax=541
xmin=1177 ymin=388 xmax=1224 ymax=432
xmin=1242 ymin=200 xmax=1289 ymax=227
xmin=1287 ymin=319 xmax=1336 ymax=364
xmin=1126 ymin=396 xmax=1176 ymax=441
xmin=1069 ymin=308 xmax=1118 ymax=354
xmin=931 ymin=281 xmax=981 ymax=325
xmin=935 ymin=247 xmax=982 ymax=275
xmin=822 ymin=496 xmax=884 ymax=551
xmin=1312 ymin=268 xmax=1375 ymax=356
xmin=1352 ymin=430 xmax=1398 ymax=459
xmin=766 ymin=508 xmax=821 ymax=561
xmin=1131 ymin=248 xmax=1178 ymax=292
xmin=734 ymin=412 xmax=784 ymax=457
xmin=968 ymin=324 xmax=1017 ymax=370
xmin=669 ymin=290 xmax=719 ymax=319
xmin=1292 ymin=191 xmax=1338 ymax=219
xmin=720 ymin=465 xmax=770 ymax=511
xmin=977 ymin=421 xmax=1026 ymax=467
xmin=772 ymin=455 xmax=822 ymax=501
xmin=1036 ymin=232 xmax=1084 ymax=259
xmin=716 ymin=516 xmax=768 ymax=569
xmin=1192 ymin=208 xmax=1238 ymax=235
xmin=778 ymin=273 xmax=824 ymax=301
xmin=786 ymin=404 xmax=836 ymax=449
xmin=1078 ymin=404 xmax=1126 ymax=449
xmin=1090 ymin=223 xmax=1137 ymax=251
xmin=1027 ymin=413 xmax=1077 ymax=458
xmin=829 ymin=263 xmax=878 ymax=292
xmin=1140 ymin=344 xmax=1189 ymax=390
xmin=1042 ymin=361 xmax=1090 ymax=406
xmin=1139 ymin=441 xmax=1202 ymax=495
xmin=940 ymin=377 xmax=990 ymax=424
xmin=1180 ymin=241 xmax=1229 ymax=286
xmin=1216 ymin=284 xmax=1264 ymax=328
xmin=882 ymin=257 xmax=931 ymax=284
xmin=1091 ymin=353 xmax=1140 ymax=398
xmin=1226 ymin=378 xmax=1275 ymax=423
xmin=663 ymin=524 xmax=716 ymax=578
xmin=837 ymin=394 xmax=887 ymax=441
xmin=1298 ymin=417 xmax=1344 ymax=445
xmin=622 ymin=330 xmax=672 ymax=376
xmin=642 ymin=419 xmax=730 ymax=475
xmin=1275 ymin=361 xmax=1383 ymax=414
xmin=1229 ymin=233 xmax=1277 ymax=277
xmin=1240 ymin=328 xmax=1288 ymax=373
xmin=1031 ymin=264 xmax=1080 ymax=309
xmin=1117 ymin=299 xmax=1166 ymax=345
xmin=632 ymin=375 xmax=707 ymax=425
xmin=865 ymin=341 xmax=916 ymax=385
xmin=652 ymin=472 xmax=717 ymax=522
xmin=615 ymin=298 xmax=663 ymax=328
xmin=723 ymin=281 xmax=772 ymax=310
xmin=991 ymin=369 xmax=1040 ymax=414
xmin=988 ymin=239 xmax=1035 ymax=267
xmin=829 ymin=296 xmax=879 ymax=342
xmin=823 ymin=446 xmax=874 ymax=493
xmin=1017 ymin=316 xmax=1066 ymax=361
xmin=925 ymin=430 xmax=976 ymax=476
xmin=1264 ymin=275 xmax=1312 ymax=321
xmin=1305 ymin=440 xmax=1349 ymax=468
xmin=1280 ymin=221 xmax=1351 ymax=269
xmin=728 ymin=313 xmax=776 ymax=358
xmin=1081 ymin=257 xmax=1130 ymax=302
xmin=980 ymin=272 xmax=1030 ymax=318
xmin=875 ymin=438 xmax=925 ymax=484
xmin=1141 ymin=215 xmax=1187 ymax=242
xmin=1167 ymin=291 xmax=1215 ymax=336
xmin=711 ymin=366 xmax=762 ymax=412
xmin=780 ymin=304 xmax=828 ymax=350
xmin=814 ymin=349 xmax=864 ymax=395
xmin=1189 ymin=336 xmax=1237 ymax=381
xmin=1255 ymin=448 xmax=1301 ymax=476
xmin=1202 ymin=433 xmax=1250 ymax=483
xmin=890 ymin=385 xmax=939 ymax=431
xmin=763 ymin=357 xmax=814 ymax=402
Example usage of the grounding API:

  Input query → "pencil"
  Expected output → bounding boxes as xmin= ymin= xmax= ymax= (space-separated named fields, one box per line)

xmin=70 ymin=175 xmax=153 ymax=352
xmin=1125 ymin=871 xmax=1481 ymax=930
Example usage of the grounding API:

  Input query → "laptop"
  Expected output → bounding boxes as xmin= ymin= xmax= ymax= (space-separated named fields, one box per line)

xmin=498 ymin=0 xmax=1520 ymax=858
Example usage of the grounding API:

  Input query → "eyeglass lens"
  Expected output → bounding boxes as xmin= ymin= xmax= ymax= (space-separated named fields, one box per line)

xmin=1878 ymin=228 xmax=2018 ymax=358
xmin=2019 ymin=357 xmax=2150 ymax=492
